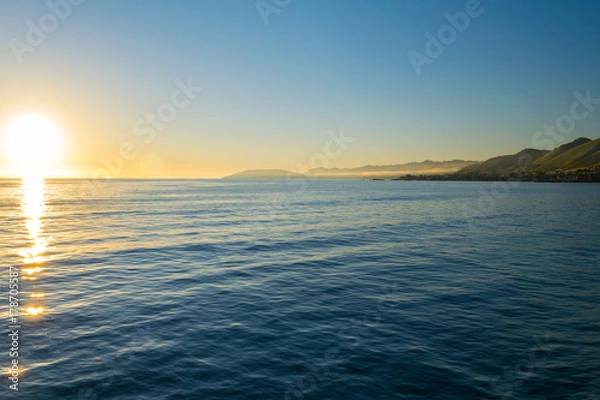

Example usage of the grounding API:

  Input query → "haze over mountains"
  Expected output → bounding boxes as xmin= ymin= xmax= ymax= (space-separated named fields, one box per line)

xmin=223 ymin=137 xmax=600 ymax=180
xmin=223 ymin=160 xmax=477 ymax=179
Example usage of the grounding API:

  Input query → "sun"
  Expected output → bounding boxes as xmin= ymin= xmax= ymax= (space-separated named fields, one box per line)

xmin=2 ymin=114 xmax=65 ymax=177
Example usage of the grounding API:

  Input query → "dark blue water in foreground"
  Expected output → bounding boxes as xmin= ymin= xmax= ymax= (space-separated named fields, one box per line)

xmin=1 ymin=179 xmax=599 ymax=399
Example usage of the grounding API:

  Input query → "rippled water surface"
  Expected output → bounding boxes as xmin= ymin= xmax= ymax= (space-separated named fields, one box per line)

xmin=1 ymin=179 xmax=599 ymax=399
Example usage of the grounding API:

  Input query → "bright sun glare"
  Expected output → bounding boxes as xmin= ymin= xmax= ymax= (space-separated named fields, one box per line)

xmin=3 ymin=114 xmax=65 ymax=177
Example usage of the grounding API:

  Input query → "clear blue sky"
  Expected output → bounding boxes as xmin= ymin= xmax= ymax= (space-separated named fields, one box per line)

xmin=1 ymin=0 xmax=599 ymax=177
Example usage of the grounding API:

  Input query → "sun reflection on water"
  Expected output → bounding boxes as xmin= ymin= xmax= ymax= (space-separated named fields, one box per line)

xmin=19 ymin=177 xmax=49 ymax=265
xmin=26 ymin=307 xmax=44 ymax=316
xmin=19 ymin=176 xmax=48 ymax=317
xmin=24 ymin=267 xmax=44 ymax=275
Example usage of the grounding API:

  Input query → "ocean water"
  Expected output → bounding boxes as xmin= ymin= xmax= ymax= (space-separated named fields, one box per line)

xmin=1 ymin=178 xmax=599 ymax=400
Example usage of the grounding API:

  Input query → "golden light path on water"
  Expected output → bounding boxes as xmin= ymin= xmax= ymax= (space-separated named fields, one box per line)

xmin=19 ymin=176 xmax=48 ymax=316
xmin=8 ymin=177 xmax=50 ymax=379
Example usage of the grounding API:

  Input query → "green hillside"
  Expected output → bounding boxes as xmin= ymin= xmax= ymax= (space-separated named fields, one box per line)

xmin=457 ymin=149 xmax=548 ymax=175
xmin=529 ymin=138 xmax=600 ymax=172
xmin=457 ymin=137 xmax=600 ymax=175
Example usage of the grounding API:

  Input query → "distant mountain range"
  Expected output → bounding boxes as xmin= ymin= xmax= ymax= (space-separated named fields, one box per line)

xmin=222 ymin=160 xmax=478 ymax=180
xmin=223 ymin=137 xmax=600 ymax=181
xmin=309 ymin=160 xmax=477 ymax=178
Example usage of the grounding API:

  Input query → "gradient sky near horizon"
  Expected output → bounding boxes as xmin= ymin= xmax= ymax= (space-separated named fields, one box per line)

xmin=1 ymin=0 xmax=600 ymax=178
